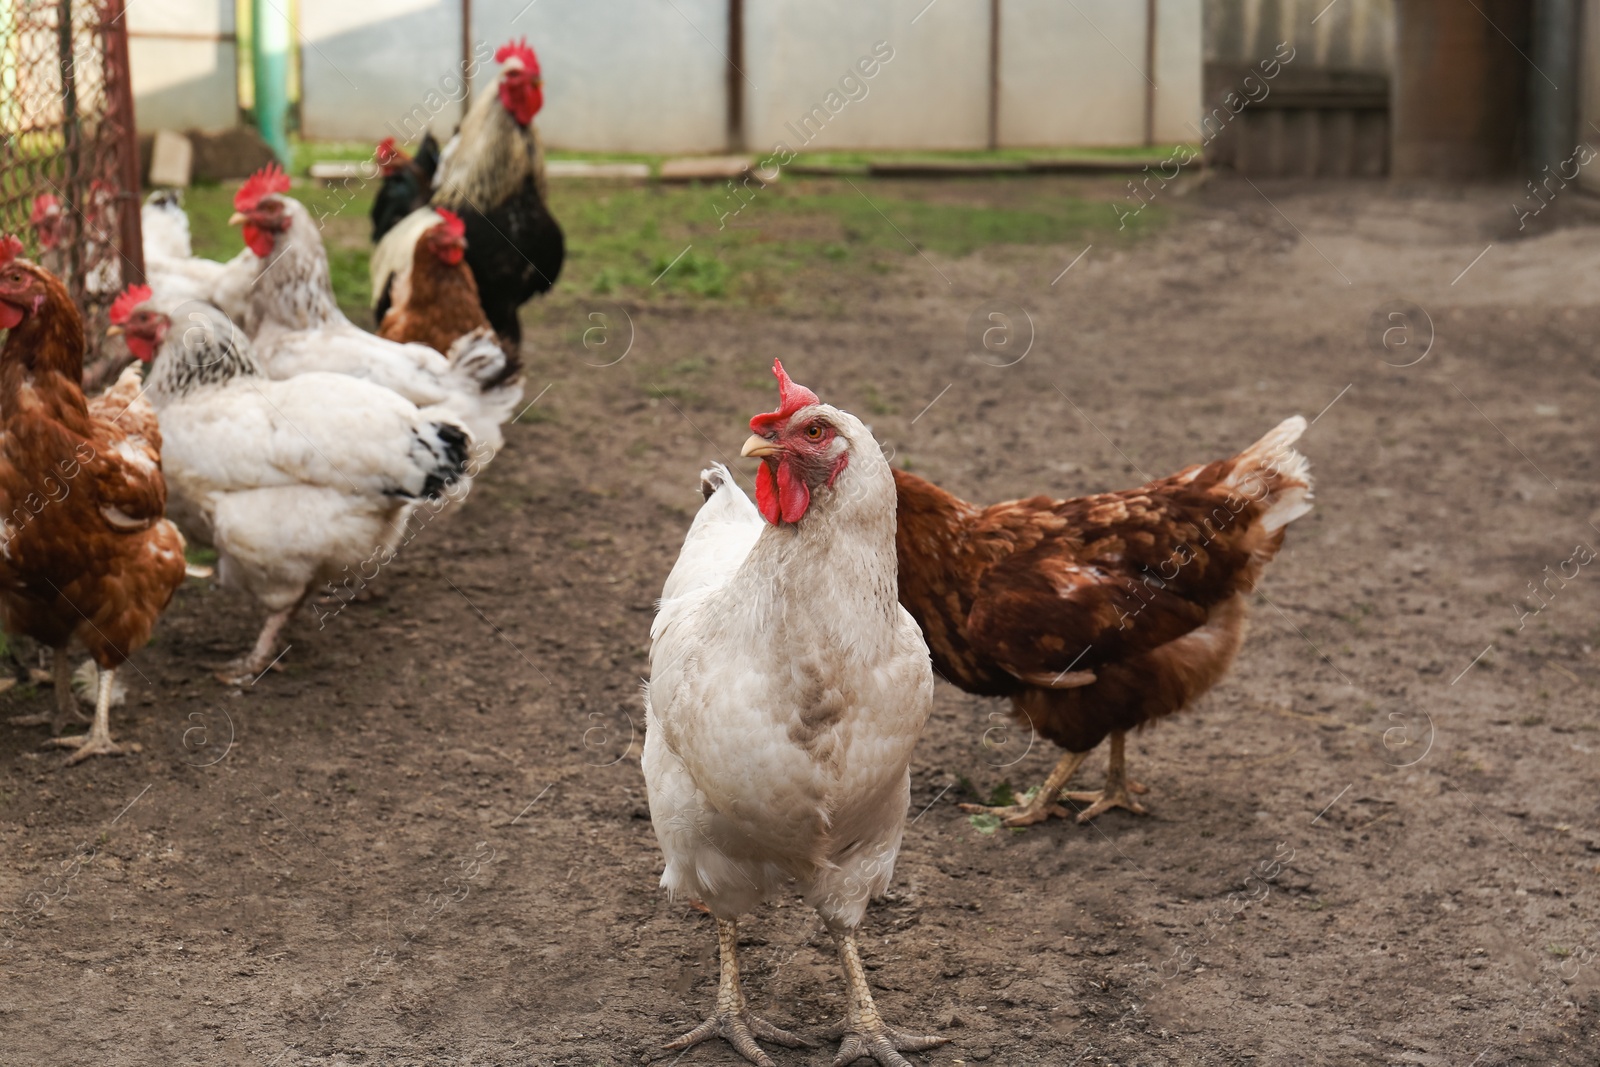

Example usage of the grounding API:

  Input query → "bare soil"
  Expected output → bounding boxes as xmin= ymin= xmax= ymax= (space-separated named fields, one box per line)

xmin=2 ymin=176 xmax=1598 ymax=1066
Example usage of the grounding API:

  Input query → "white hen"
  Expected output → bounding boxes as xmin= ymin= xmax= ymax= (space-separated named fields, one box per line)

xmin=642 ymin=361 xmax=943 ymax=1067
xmin=227 ymin=166 xmax=521 ymax=464
xmin=111 ymin=289 xmax=470 ymax=684
xmin=140 ymin=190 xmax=257 ymax=325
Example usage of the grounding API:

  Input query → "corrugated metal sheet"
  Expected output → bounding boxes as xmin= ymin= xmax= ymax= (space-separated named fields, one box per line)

xmin=1206 ymin=0 xmax=1393 ymax=71
xmin=1583 ymin=0 xmax=1600 ymax=194
xmin=1203 ymin=0 xmax=1394 ymax=176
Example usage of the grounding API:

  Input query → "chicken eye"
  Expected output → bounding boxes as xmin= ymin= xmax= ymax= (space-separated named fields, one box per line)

xmin=805 ymin=425 xmax=823 ymax=440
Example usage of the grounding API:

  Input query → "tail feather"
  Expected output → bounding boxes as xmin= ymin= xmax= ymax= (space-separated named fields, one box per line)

xmin=415 ymin=420 xmax=472 ymax=501
xmin=446 ymin=326 xmax=519 ymax=390
xmin=1226 ymin=415 xmax=1313 ymax=532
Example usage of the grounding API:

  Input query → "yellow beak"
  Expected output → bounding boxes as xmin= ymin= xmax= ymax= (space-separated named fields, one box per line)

xmin=741 ymin=435 xmax=780 ymax=458
xmin=106 ymin=324 xmax=123 ymax=336
xmin=227 ymin=212 xmax=247 ymax=225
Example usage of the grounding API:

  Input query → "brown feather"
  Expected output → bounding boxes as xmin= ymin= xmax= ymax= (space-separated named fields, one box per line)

xmin=894 ymin=425 xmax=1309 ymax=756
xmin=0 ymin=263 xmax=186 ymax=667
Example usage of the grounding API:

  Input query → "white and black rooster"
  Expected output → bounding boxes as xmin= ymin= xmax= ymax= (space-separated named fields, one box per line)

xmin=643 ymin=361 xmax=945 ymax=1066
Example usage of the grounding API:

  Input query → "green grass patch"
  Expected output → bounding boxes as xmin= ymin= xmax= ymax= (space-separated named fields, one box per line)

xmin=174 ymin=152 xmax=1170 ymax=315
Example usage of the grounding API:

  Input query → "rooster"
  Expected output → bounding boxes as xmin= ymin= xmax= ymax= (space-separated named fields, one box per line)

xmin=228 ymin=164 xmax=521 ymax=464
xmin=0 ymin=237 xmax=187 ymax=761
xmin=370 ymin=133 xmax=440 ymax=243
xmin=643 ymin=361 xmax=945 ymax=1066
xmin=108 ymin=284 xmax=470 ymax=684
xmin=371 ymin=39 xmax=564 ymax=344
xmin=892 ymin=418 xmax=1313 ymax=827
xmin=374 ymin=208 xmax=515 ymax=386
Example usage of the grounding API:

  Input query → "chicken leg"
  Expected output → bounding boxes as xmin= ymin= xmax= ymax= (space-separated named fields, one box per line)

xmin=218 ymin=604 xmax=296 ymax=685
xmin=49 ymin=664 xmax=123 ymax=763
xmin=959 ymin=748 xmax=1091 ymax=828
xmin=1064 ymin=732 xmax=1150 ymax=822
xmin=8 ymin=649 xmax=88 ymax=734
xmin=664 ymin=917 xmax=810 ymax=1067
xmin=823 ymin=929 xmax=946 ymax=1067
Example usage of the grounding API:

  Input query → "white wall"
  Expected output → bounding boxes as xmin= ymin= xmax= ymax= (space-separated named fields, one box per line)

xmin=130 ymin=0 xmax=1206 ymax=150
xmin=128 ymin=0 xmax=237 ymax=131
xmin=998 ymin=0 xmax=1200 ymax=148
xmin=1153 ymin=0 xmax=1203 ymax=143
xmin=471 ymin=0 xmax=729 ymax=153
xmin=300 ymin=0 xmax=467 ymax=143
xmin=745 ymin=0 xmax=990 ymax=152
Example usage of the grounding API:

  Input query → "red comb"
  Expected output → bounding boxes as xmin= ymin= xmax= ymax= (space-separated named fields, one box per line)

xmin=29 ymin=194 xmax=60 ymax=223
xmin=234 ymin=163 xmax=290 ymax=212
xmin=376 ymin=137 xmax=407 ymax=171
xmin=433 ymin=208 xmax=465 ymax=239
xmin=749 ymin=360 xmax=820 ymax=435
xmin=110 ymin=284 xmax=152 ymax=325
xmin=0 ymin=234 xmax=23 ymax=267
xmin=495 ymin=38 xmax=540 ymax=76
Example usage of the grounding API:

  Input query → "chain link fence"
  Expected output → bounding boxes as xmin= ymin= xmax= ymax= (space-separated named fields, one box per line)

xmin=1 ymin=0 xmax=143 ymax=384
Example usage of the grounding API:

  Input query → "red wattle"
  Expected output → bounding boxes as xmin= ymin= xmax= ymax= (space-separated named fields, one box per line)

xmin=776 ymin=460 xmax=810 ymax=523
xmin=499 ymin=82 xmax=543 ymax=126
xmin=439 ymin=246 xmax=465 ymax=266
xmin=755 ymin=461 xmax=780 ymax=525
xmin=242 ymin=224 xmax=274 ymax=258
xmin=0 ymin=302 xmax=22 ymax=330
xmin=126 ymin=334 xmax=155 ymax=362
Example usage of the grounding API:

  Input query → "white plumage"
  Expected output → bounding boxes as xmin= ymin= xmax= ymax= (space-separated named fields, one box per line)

xmin=138 ymin=300 xmax=470 ymax=682
xmin=140 ymin=191 xmax=257 ymax=324
xmin=368 ymin=205 xmax=442 ymax=318
xmin=641 ymin=373 xmax=943 ymax=1064
xmin=241 ymin=195 xmax=520 ymax=463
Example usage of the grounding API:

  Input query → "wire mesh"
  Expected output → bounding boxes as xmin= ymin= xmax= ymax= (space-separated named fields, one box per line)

xmin=0 ymin=0 xmax=143 ymax=383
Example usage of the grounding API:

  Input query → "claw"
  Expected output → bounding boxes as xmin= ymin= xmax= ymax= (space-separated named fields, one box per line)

xmin=828 ymin=1018 xmax=948 ymax=1066
xmin=665 ymin=917 xmax=812 ymax=1065
xmin=664 ymin=1010 xmax=811 ymax=1066
xmin=828 ymin=930 xmax=947 ymax=1067
xmin=49 ymin=732 xmax=125 ymax=764
xmin=1064 ymin=786 xmax=1148 ymax=822
xmin=959 ymin=800 xmax=1071 ymax=827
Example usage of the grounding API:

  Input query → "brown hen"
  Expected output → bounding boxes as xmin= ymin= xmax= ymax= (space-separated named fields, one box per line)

xmin=0 ymin=239 xmax=187 ymax=762
xmin=894 ymin=417 xmax=1312 ymax=826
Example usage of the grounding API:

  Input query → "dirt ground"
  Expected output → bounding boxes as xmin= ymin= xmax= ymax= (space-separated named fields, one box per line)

xmin=3 ymin=175 xmax=1599 ymax=1067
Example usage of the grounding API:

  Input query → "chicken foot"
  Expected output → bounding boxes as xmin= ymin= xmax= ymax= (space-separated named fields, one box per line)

xmin=217 ymin=603 xmax=298 ymax=686
xmin=664 ymin=917 xmax=810 ymax=1067
xmin=823 ymin=929 xmax=947 ymax=1067
xmin=8 ymin=650 xmax=88 ymax=735
xmin=959 ymin=748 xmax=1091 ymax=828
xmin=1063 ymin=731 xmax=1150 ymax=822
xmin=49 ymin=665 xmax=123 ymax=763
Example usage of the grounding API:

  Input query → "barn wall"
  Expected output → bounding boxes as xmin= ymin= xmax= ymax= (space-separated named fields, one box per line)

xmin=1584 ymin=0 xmax=1600 ymax=194
xmin=744 ymin=0 xmax=989 ymax=152
xmin=471 ymin=0 xmax=730 ymax=154
xmin=130 ymin=0 xmax=1208 ymax=153
xmin=1203 ymin=0 xmax=1394 ymax=176
xmin=997 ymin=0 xmax=1149 ymax=147
xmin=127 ymin=0 xmax=238 ymax=131
xmin=298 ymin=0 xmax=469 ymax=143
